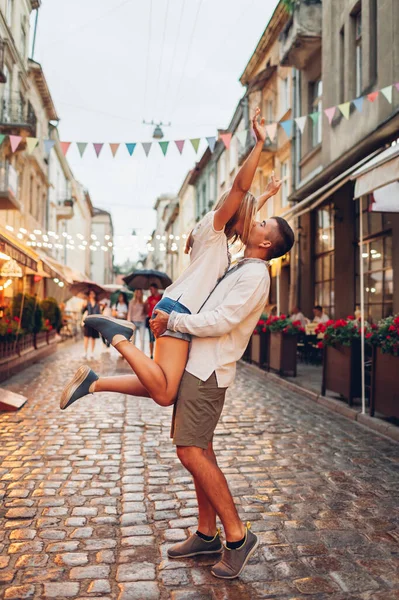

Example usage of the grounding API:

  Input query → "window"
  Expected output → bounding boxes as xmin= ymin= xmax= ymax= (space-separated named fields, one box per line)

xmin=311 ymin=79 xmax=322 ymax=147
xmin=354 ymin=10 xmax=362 ymax=96
xmin=209 ymin=171 xmax=215 ymax=207
xmin=314 ymin=204 xmax=335 ymax=318
xmin=218 ymin=154 xmax=226 ymax=185
xmin=281 ymin=161 xmax=290 ymax=207
xmin=339 ymin=27 xmax=345 ymax=103
xmin=229 ymin=137 xmax=237 ymax=174
xmin=280 ymin=76 xmax=290 ymax=115
xmin=201 ymin=183 xmax=206 ymax=216
xmin=6 ymin=0 xmax=13 ymax=26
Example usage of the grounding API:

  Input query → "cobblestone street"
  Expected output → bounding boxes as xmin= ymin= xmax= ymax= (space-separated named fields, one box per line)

xmin=1 ymin=342 xmax=399 ymax=600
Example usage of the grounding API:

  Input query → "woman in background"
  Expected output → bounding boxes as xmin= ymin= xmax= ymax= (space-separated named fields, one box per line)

xmin=112 ymin=292 xmax=129 ymax=320
xmin=128 ymin=289 xmax=147 ymax=352
xmin=82 ymin=290 xmax=101 ymax=359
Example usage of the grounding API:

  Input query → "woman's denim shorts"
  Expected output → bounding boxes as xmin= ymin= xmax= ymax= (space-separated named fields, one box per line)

xmin=153 ymin=297 xmax=191 ymax=342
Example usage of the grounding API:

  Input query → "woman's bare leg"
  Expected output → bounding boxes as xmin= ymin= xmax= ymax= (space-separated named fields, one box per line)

xmin=84 ymin=336 xmax=89 ymax=354
xmin=93 ymin=375 xmax=150 ymax=398
xmin=112 ymin=336 xmax=189 ymax=406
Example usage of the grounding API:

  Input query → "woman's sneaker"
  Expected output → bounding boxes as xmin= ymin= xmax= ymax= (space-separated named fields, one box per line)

xmin=60 ymin=365 xmax=99 ymax=410
xmin=167 ymin=531 xmax=223 ymax=559
xmin=84 ymin=315 xmax=135 ymax=346
xmin=211 ymin=523 xmax=259 ymax=579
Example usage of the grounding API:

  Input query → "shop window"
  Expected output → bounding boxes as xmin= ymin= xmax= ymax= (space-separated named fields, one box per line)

xmin=314 ymin=204 xmax=335 ymax=317
xmin=310 ymin=79 xmax=322 ymax=148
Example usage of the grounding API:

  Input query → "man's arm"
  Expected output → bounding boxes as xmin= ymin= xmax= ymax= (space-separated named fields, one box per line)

xmin=213 ymin=108 xmax=266 ymax=232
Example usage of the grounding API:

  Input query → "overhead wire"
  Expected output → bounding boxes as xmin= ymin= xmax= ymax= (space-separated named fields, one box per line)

xmin=161 ymin=0 xmax=186 ymax=122
xmin=153 ymin=0 xmax=171 ymax=121
xmin=142 ymin=0 xmax=154 ymax=121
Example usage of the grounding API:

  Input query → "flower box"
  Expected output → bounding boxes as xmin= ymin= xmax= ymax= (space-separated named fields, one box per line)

xmin=370 ymin=348 xmax=399 ymax=419
xmin=251 ymin=333 xmax=261 ymax=365
xmin=269 ymin=331 xmax=298 ymax=376
xmin=321 ymin=342 xmax=362 ymax=406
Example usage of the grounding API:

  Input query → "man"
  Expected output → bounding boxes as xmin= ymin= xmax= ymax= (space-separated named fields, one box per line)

xmin=150 ymin=215 xmax=295 ymax=579
xmin=144 ymin=283 xmax=162 ymax=358
xmin=290 ymin=305 xmax=308 ymax=328
xmin=313 ymin=305 xmax=330 ymax=324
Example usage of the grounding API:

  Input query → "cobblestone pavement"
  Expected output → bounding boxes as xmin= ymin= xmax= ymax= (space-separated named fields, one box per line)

xmin=1 ymin=341 xmax=399 ymax=600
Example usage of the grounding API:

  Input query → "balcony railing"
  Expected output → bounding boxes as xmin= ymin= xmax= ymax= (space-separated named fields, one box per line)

xmin=0 ymin=162 xmax=20 ymax=210
xmin=0 ymin=95 xmax=37 ymax=136
xmin=56 ymin=199 xmax=74 ymax=220
xmin=280 ymin=0 xmax=322 ymax=69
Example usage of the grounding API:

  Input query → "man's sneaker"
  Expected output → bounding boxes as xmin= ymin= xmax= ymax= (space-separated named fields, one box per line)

xmin=211 ymin=523 xmax=259 ymax=579
xmin=60 ymin=365 xmax=98 ymax=410
xmin=167 ymin=531 xmax=223 ymax=559
xmin=84 ymin=315 xmax=135 ymax=346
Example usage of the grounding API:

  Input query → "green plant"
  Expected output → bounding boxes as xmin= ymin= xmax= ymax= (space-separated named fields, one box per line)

xmin=282 ymin=0 xmax=296 ymax=14
xmin=41 ymin=297 xmax=62 ymax=331
xmin=316 ymin=317 xmax=374 ymax=348
xmin=375 ymin=315 xmax=399 ymax=356
xmin=12 ymin=294 xmax=43 ymax=334
xmin=265 ymin=315 xmax=304 ymax=335
xmin=0 ymin=317 xmax=23 ymax=341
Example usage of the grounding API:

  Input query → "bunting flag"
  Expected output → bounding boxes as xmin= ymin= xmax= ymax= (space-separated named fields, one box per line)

xmin=159 ymin=141 xmax=169 ymax=156
xmin=295 ymin=116 xmax=307 ymax=134
xmin=338 ymin=102 xmax=351 ymax=119
xmin=9 ymin=135 xmax=22 ymax=153
xmin=126 ymin=143 xmax=136 ymax=156
xmin=44 ymin=140 xmax=55 ymax=154
xmin=93 ymin=143 xmax=104 ymax=157
xmin=60 ymin=141 xmax=71 ymax=156
xmin=395 ymin=82 xmax=399 ymax=92
xmin=280 ymin=120 xmax=293 ymax=138
xmin=236 ymin=130 xmax=248 ymax=147
xmin=367 ymin=91 xmax=379 ymax=103
xmin=352 ymin=97 xmax=364 ymax=112
xmin=309 ymin=112 xmax=320 ymax=126
xmin=109 ymin=143 xmax=119 ymax=157
xmin=206 ymin=136 xmax=216 ymax=152
xmin=324 ymin=107 xmax=336 ymax=124
xmin=26 ymin=137 xmax=39 ymax=154
xmin=265 ymin=123 xmax=277 ymax=142
xmin=380 ymin=85 xmax=393 ymax=104
xmin=220 ymin=133 xmax=232 ymax=149
xmin=175 ymin=140 xmax=185 ymax=154
xmin=190 ymin=138 xmax=200 ymax=153
xmin=77 ymin=142 xmax=88 ymax=157
xmin=142 ymin=142 xmax=152 ymax=157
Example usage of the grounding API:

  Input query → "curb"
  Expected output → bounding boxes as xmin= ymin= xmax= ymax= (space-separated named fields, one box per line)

xmin=240 ymin=360 xmax=399 ymax=445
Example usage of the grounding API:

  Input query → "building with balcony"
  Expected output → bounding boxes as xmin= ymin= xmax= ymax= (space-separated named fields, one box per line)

xmin=90 ymin=207 xmax=114 ymax=285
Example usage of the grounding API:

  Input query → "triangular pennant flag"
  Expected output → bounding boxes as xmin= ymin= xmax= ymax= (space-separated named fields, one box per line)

xmin=352 ymin=97 xmax=364 ymax=112
xmin=159 ymin=141 xmax=169 ymax=156
xmin=190 ymin=138 xmax=200 ymax=153
xmin=44 ymin=140 xmax=55 ymax=154
xmin=309 ymin=112 xmax=320 ymax=125
xmin=26 ymin=137 xmax=39 ymax=154
xmin=367 ymin=91 xmax=379 ymax=103
xmin=175 ymin=140 xmax=185 ymax=154
xmin=265 ymin=123 xmax=277 ymax=142
xmin=60 ymin=141 xmax=71 ymax=156
xmin=279 ymin=120 xmax=293 ymax=138
xmin=295 ymin=116 xmax=307 ymax=133
xmin=93 ymin=143 xmax=104 ymax=157
xmin=206 ymin=136 xmax=216 ymax=152
xmin=220 ymin=133 xmax=232 ymax=149
xmin=142 ymin=142 xmax=152 ymax=157
xmin=126 ymin=143 xmax=136 ymax=156
xmin=77 ymin=142 xmax=88 ymax=157
xmin=324 ymin=107 xmax=336 ymax=125
xmin=109 ymin=143 xmax=119 ymax=157
xmin=0 ymin=134 xmax=5 ymax=146
xmin=380 ymin=85 xmax=393 ymax=104
xmin=338 ymin=102 xmax=351 ymax=119
xmin=8 ymin=135 xmax=21 ymax=153
xmin=395 ymin=83 xmax=399 ymax=92
xmin=236 ymin=130 xmax=248 ymax=147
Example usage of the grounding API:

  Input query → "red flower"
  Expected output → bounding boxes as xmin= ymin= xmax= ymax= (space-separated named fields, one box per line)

xmin=387 ymin=336 xmax=391 ymax=340
xmin=394 ymin=316 xmax=399 ymax=325
xmin=283 ymin=327 xmax=288 ymax=333
xmin=262 ymin=327 xmax=266 ymax=333
xmin=347 ymin=315 xmax=355 ymax=320
xmin=280 ymin=314 xmax=287 ymax=320
xmin=253 ymin=330 xmax=259 ymax=335
xmin=326 ymin=320 xmax=335 ymax=326
xmin=388 ymin=325 xmax=396 ymax=332
xmin=13 ymin=316 xmax=20 ymax=322
xmin=5 ymin=319 xmax=10 ymax=324
xmin=7 ymin=328 xmax=12 ymax=334
xmin=266 ymin=319 xmax=271 ymax=326
xmin=317 ymin=341 xmax=324 ymax=349
xmin=366 ymin=333 xmax=372 ymax=339
xmin=292 ymin=320 xmax=302 ymax=327
xmin=371 ymin=324 xmax=378 ymax=330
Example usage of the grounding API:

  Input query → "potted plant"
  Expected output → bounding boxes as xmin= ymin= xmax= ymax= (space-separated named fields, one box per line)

xmin=266 ymin=315 xmax=304 ymax=376
xmin=370 ymin=314 xmax=399 ymax=419
xmin=41 ymin=297 xmax=61 ymax=343
xmin=319 ymin=316 xmax=368 ymax=406
xmin=251 ymin=317 xmax=267 ymax=366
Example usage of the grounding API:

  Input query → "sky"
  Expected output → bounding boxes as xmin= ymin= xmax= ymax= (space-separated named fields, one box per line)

xmin=33 ymin=0 xmax=279 ymax=265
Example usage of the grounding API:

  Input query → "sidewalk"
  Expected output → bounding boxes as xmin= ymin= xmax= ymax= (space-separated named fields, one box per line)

xmin=0 ymin=342 xmax=399 ymax=599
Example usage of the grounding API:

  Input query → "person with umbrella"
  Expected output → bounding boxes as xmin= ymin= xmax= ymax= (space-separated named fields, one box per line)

xmin=128 ymin=289 xmax=147 ymax=352
xmin=61 ymin=107 xmax=280 ymax=407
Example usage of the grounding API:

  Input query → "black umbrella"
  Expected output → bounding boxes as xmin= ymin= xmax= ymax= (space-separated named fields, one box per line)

xmin=69 ymin=280 xmax=110 ymax=301
xmin=123 ymin=269 xmax=172 ymax=291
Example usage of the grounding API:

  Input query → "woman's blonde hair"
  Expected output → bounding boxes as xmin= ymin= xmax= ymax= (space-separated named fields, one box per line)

xmin=133 ymin=289 xmax=143 ymax=303
xmin=185 ymin=190 xmax=257 ymax=253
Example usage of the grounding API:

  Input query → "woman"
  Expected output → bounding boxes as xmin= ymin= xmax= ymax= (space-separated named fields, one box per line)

xmin=61 ymin=109 xmax=281 ymax=410
xmin=82 ymin=290 xmax=101 ymax=360
xmin=128 ymin=289 xmax=147 ymax=352
xmin=112 ymin=292 xmax=129 ymax=320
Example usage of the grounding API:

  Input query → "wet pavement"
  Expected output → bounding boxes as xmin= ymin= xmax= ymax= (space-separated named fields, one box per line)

xmin=1 ymin=341 xmax=399 ymax=600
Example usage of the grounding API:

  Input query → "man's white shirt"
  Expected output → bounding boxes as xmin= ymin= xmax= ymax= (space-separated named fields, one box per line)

xmin=168 ymin=259 xmax=270 ymax=388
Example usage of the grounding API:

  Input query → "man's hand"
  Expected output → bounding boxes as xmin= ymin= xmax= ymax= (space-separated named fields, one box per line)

xmin=252 ymin=107 xmax=266 ymax=144
xmin=264 ymin=171 xmax=282 ymax=197
xmin=150 ymin=309 xmax=169 ymax=338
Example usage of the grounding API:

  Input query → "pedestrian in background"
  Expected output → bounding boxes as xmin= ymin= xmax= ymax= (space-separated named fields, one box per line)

xmin=100 ymin=299 xmax=112 ymax=351
xmin=290 ymin=305 xmax=308 ymax=328
xmin=112 ymin=292 xmax=129 ymax=320
xmin=128 ymin=289 xmax=146 ymax=352
xmin=82 ymin=290 xmax=101 ymax=359
xmin=144 ymin=283 xmax=162 ymax=359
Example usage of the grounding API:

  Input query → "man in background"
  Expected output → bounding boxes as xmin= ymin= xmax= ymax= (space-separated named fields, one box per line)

xmin=313 ymin=305 xmax=330 ymax=324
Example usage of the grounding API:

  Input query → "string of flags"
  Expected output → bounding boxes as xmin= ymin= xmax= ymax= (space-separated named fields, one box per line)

xmin=0 ymin=83 xmax=398 ymax=158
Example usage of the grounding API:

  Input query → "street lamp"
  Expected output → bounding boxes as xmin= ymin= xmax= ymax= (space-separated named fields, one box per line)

xmin=142 ymin=120 xmax=171 ymax=140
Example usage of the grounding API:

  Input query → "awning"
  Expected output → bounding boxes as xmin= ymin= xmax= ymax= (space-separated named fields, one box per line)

xmin=0 ymin=226 xmax=39 ymax=272
xmin=351 ymin=144 xmax=399 ymax=198
xmin=36 ymin=252 xmax=73 ymax=285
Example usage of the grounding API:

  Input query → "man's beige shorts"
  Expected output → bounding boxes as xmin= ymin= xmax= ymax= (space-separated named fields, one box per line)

xmin=171 ymin=371 xmax=227 ymax=450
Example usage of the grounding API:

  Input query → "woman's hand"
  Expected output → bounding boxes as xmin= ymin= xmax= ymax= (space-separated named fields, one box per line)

xmin=252 ymin=107 xmax=266 ymax=144
xmin=264 ymin=171 xmax=282 ymax=197
xmin=150 ymin=310 xmax=169 ymax=338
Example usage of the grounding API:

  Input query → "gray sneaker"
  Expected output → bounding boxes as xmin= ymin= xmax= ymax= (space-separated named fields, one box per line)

xmin=167 ymin=531 xmax=223 ymax=559
xmin=211 ymin=523 xmax=259 ymax=579
xmin=60 ymin=365 xmax=98 ymax=410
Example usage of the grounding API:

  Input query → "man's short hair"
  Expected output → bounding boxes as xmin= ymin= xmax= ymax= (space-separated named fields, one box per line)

xmin=269 ymin=217 xmax=295 ymax=260
xmin=150 ymin=283 xmax=158 ymax=289
xmin=314 ymin=305 xmax=322 ymax=311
